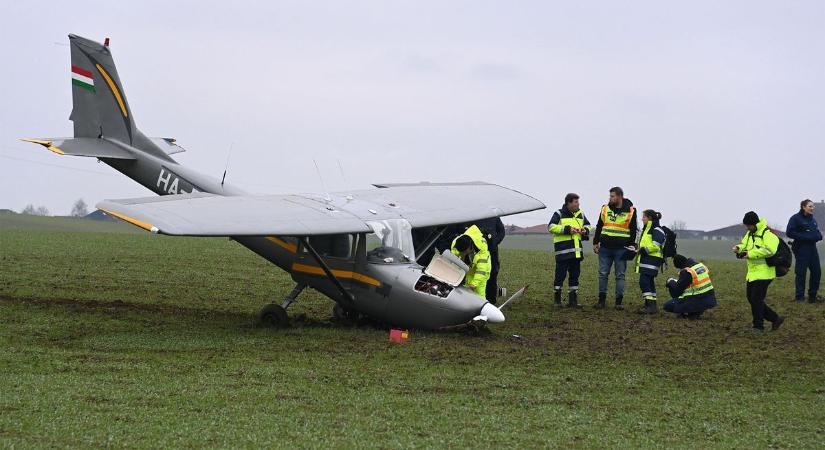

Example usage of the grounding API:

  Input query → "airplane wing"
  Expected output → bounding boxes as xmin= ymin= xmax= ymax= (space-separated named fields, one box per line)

xmin=96 ymin=182 xmax=545 ymax=236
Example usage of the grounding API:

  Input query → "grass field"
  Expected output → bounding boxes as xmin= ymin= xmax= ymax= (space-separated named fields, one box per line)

xmin=2 ymin=218 xmax=825 ymax=448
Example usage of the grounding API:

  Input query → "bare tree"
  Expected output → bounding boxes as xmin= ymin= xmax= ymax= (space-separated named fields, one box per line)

xmin=670 ymin=220 xmax=687 ymax=231
xmin=71 ymin=199 xmax=88 ymax=217
xmin=21 ymin=204 xmax=50 ymax=216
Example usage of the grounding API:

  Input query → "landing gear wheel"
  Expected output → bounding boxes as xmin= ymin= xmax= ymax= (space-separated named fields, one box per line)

xmin=333 ymin=304 xmax=360 ymax=323
xmin=257 ymin=303 xmax=289 ymax=328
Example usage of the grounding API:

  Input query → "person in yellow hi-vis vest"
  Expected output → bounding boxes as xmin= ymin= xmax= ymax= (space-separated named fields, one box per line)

xmin=548 ymin=193 xmax=592 ymax=308
xmin=592 ymin=186 xmax=638 ymax=309
xmin=733 ymin=211 xmax=785 ymax=331
xmin=635 ymin=210 xmax=666 ymax=314
xmin=663 ymin=254 xmax=718 ymax=319
xmin=452 ymin=225 xmax=492 ymax=297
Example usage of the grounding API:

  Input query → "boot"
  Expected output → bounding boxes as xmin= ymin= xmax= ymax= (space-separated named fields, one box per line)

xmin=637 ymin=299 xmax=650 ymax=314
xmin=554 ymin=289 xmax=562 ymax=307
xmin=567 ymin=291 xmax=582 ymax=309
xmin=809 ymin=295 xmax=823 ymax=304
xmin=614 ymin=296 xmax=624 ymax=310
xmin=594 ymin=292 xmax=606 ymax=309
xmin=771 ymin=315 xmax=785 ymax=331
xmin=638 ymin=299 xmax=657 ymax=314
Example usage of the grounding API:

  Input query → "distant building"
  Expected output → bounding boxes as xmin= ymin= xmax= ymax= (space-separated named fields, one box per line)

xmin=675 ymin=229 xmax=706 ymax=240
xmin=508 ymin=224 xmax=548 ymax=235
xmin=84 ymin=210 xmax=118 ymax=222
xmin=706 ymin=223 xmax=787 ymax=241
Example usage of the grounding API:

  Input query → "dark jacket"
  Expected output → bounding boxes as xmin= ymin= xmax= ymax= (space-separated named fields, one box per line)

xmin=476 ymin=217 xmax=506 ymax=251
xmin=786 ymin=211 xmax=822 ymax=251
xmin=666 ymin=258 xmax=716 ymax=300
xmin=548 ymin=205 xmax=592 ymax=261
xmin=592 ymin=198 xmax=638 ymax=248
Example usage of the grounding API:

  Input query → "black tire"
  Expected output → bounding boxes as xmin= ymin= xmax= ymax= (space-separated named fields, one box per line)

xmin=257 ymin=303 xmax=289 ymax=328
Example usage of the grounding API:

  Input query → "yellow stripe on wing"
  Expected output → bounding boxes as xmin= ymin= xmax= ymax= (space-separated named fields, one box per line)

xmin=99 ymin=208 xmax=157 ymax=233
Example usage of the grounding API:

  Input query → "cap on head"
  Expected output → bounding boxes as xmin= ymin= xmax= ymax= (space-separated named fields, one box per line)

xmin=742 ymin=211 xmax=759 ymax=226
xmin=672 ymin=254 xmax=688 ymax=269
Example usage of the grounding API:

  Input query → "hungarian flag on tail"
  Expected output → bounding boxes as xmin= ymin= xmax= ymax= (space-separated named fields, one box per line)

xmin=71 ymin=65 xmax=95 ymax=92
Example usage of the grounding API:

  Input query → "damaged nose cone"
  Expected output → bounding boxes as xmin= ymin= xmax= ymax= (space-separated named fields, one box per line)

xmin=480 ymin=303 xmax=505 ymax=323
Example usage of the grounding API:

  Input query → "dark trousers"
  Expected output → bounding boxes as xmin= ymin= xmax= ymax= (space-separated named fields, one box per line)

xmin=639 ymin=273 xmax=657 ymax=300
xmin=746 ymin=280 xmax=779 ymax=329
xmin=485 ymin=248 xmax=501 ymax=303
xmin=794 ymin=246 xmax=821 ymax=299
xmin=664 ymin=292 xmax=718 ymax=316
xmin=553 ymin=258 xmax=581 ymax=291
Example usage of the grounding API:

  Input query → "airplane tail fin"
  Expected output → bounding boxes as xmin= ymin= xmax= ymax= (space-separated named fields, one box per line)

xmin=69 ymin=34 xmax=137 ymax=144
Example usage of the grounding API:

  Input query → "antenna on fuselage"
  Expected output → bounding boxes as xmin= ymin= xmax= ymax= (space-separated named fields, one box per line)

xmin=221 ymin=142 xmax=234 ymax=187
xmin=313 ymin=159 xmax=332 ymax=202
xmin=337 ymin=159 xmax=348 ymax=188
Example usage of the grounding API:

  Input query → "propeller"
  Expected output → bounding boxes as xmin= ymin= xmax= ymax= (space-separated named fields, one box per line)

xmin=472 ymin=286 xmax=528 ymax=323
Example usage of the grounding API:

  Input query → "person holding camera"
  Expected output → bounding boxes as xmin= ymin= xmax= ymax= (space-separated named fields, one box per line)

xmin=635 ymin=210 xmax=666 ymax=314
xmin=734 ymin=212 xmax=785 ymax=331
xmin=592 ymin=187 xmax=638 ymax=310
xmin=663 ymin=254 xmax=718 ymax=319
xmin=786 ymin=199 xmax=822 ymax=303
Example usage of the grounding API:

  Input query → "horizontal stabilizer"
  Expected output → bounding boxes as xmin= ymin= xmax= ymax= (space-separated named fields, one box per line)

xmin=20 ymin=137 xmax=135 ymax=159
xmin=148 ymin=137 xmax=186 ymax=156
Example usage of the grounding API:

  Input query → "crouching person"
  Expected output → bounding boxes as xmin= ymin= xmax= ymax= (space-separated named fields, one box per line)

xmin=663 ymin=254 xmax=718 ymax=319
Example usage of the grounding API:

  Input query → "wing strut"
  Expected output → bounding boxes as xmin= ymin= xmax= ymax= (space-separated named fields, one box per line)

xmin=299 ymin=237 xmax=356 ymax=305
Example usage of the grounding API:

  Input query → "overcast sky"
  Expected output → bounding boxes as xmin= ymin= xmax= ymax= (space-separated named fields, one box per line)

xmin=1 ymin=1 xmax=823 ymax=230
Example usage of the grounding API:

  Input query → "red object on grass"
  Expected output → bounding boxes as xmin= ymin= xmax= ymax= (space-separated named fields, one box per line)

xmin=389 ymin=329 xmax=409 ymax=343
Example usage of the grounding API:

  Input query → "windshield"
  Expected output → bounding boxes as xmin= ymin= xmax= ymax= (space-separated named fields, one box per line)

xmin=367 ymin=219 xmax=415 ymax=264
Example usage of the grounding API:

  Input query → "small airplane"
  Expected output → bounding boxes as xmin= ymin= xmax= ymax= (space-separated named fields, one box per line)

xmin=22 ymin=34 xmax=545 ymax=330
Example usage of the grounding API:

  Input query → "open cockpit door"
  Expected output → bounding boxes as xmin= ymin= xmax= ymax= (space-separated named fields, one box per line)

xmin=424 ymin=250 xmax=469 ymax=287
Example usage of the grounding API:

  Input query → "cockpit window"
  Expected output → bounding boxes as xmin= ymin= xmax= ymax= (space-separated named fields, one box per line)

xmin=305 ymin=234 xmax=353 ymax=259
xmin=367 ymin=246 xmax=412 ymax=264
xmin=366 ymin=219 xmax=416 ymax=263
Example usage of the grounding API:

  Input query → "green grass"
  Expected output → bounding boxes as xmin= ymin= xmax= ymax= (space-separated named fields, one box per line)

xmin=0 ymin=212 xmax=139 ymax=234
xmin=2 ymin=226 xmax=825 ymax=448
